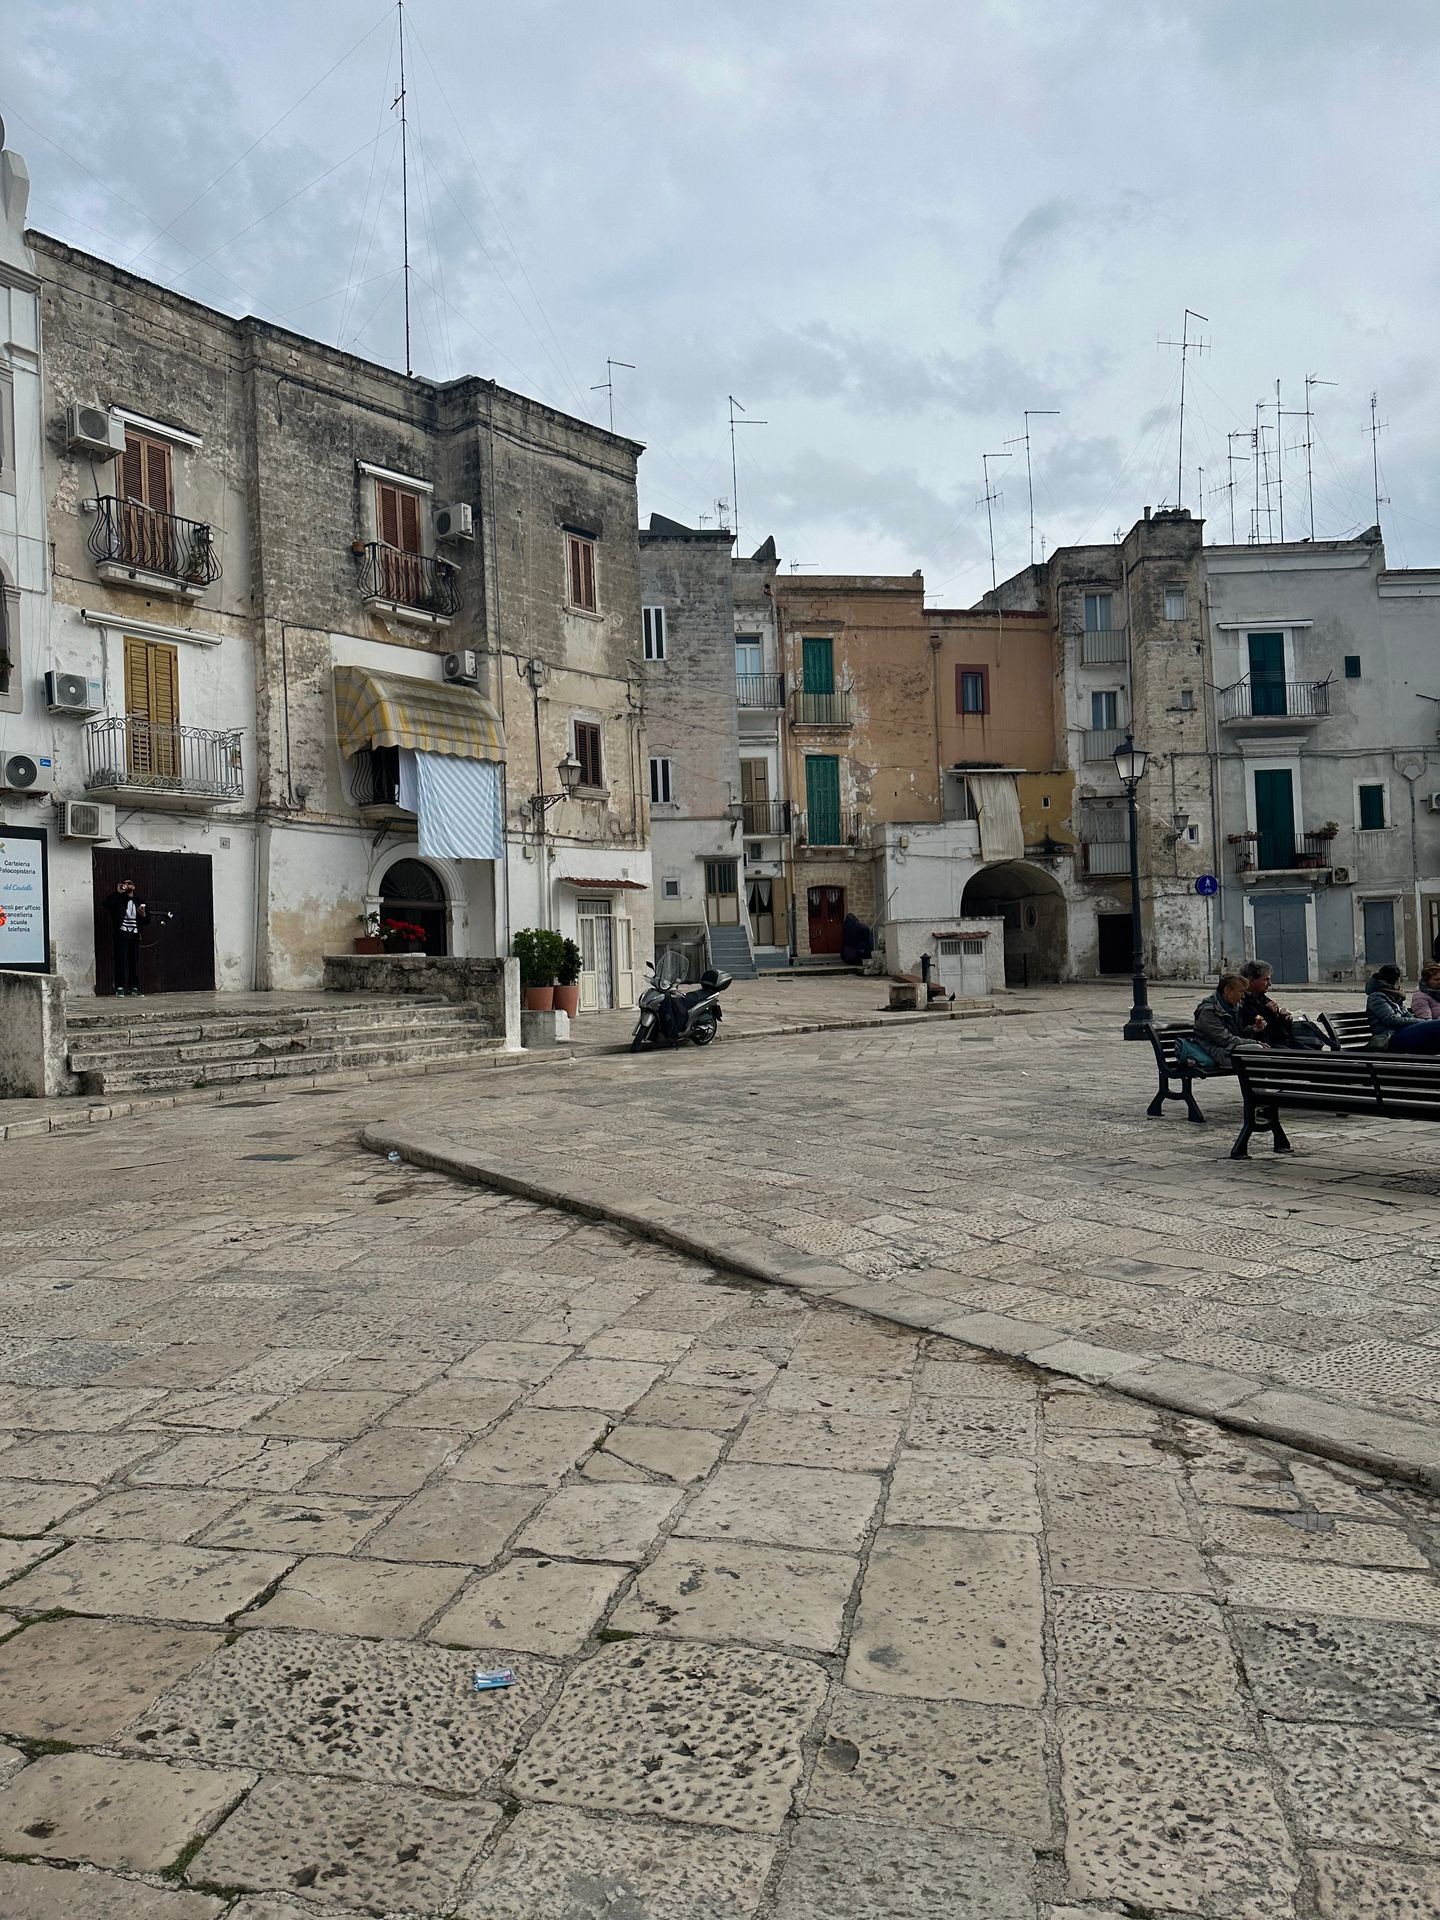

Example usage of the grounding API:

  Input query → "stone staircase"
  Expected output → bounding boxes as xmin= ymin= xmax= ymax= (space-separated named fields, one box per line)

xmin=66 ymin=996 xmax=504 ymax=1097
xmin=707 ymin=922 xmax=757 ymax=981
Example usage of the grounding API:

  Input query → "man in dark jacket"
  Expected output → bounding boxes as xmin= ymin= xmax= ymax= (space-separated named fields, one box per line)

xmin=101 ymin=879 xmax=147 ymax=996
xmin=1239 ymin=960 xmax=1326 ymax=1050
xmin=1366 ymin=965 xmax=1440 ymax=1054
xmin=1193 ymin=972 xmax=1267 ymax=1072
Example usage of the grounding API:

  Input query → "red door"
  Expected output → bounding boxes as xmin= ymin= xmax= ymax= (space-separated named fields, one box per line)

xmin=807 ymin=885 xmax=845 ymax=955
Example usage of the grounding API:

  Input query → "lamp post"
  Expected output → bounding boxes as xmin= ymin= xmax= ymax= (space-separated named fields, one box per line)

xmin=529 ymin=753 xmax=582 ymax=930
xmin=1113 ymin=735 xmax=1153 ymax=1039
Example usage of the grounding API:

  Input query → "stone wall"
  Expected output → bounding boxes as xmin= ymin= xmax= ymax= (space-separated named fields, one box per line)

xmin=322 ymin=953 xmax=520 ymax=1048
xmin=0 ymin=970 xmax=77 ymax=1097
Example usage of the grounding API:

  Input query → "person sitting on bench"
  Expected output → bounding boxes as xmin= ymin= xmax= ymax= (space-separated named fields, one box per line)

xmin=1193 ymin=972 xmax=1269 ymax=1073
xmin=1238 ymin=960 xmax=1326 ymax=1050
xmin=1366 ymin=964 xmax=1440 ymax=1054
xmin=1411 ymin=961 xmax=1440 ymax=1021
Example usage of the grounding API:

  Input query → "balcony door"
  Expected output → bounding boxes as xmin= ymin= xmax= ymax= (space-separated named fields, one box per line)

xmin=740 ymin=758 xmax=769 ymax=833
xmin=375 ymin=480 xmax=425 ymax=607
xmin=120 ymin=430 xmax=178 ymax=576
xmin=1247 ymin=632 xmax=1287 ymax=716
xmin=805 ymin=755 xmax=841 ymax=847
xmin=801 ymin=637 xmax=834 ymax=696
xmin=124 ymin=636 xmax=180 ymax=782
xmin=1253 ymin=768 xmax=1296 ymax=871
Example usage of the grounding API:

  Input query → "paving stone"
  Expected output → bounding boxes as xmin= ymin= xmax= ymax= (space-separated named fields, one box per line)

xmin=129 ymin=1435 xmax=339 ymax=1492
xmin=1311 ymin=1849 xmax=1440 ymax=1918
xmin=1041 ymin=1391 xmax=1164 ymax=1435
xmin=0 ymin=1617 xmax=224 ymax=1741
xmin=0 ymin=1751 xmax=250 ymax=1873
xmin=1042 ymin=1461 xmax=1191 ymax=1538
xmin=195 ymin=1493 xmax=395 ymax=1555
xmin=806 ymin=1689 xmax=1051 ymax=1840
xmin=885 ymin=1451 xmax=1041 ymax=1533
xmin=1215 ymin=1556 xmax=1440 ymax=1627
xmin=1054 ymin=1588 xmax=1244 ymax=1710
xmin=845 ymin=1525 xmax=1043 ymax=1704
xmin=1288 ymin=1459 xmax=1392 ymax=1518
xmin=300 ymin=1426 xmax=456 ymax=1497
xmin=0 ymin=1476 xmax=101 ymax=1534
xmin=583 ymin=1327 xmax=698 ymax=1364
xmin=1234 ymin=1612 xmax=1440 ymax=1728
xmin=246 ymin=1389 xmax=400 ymax=1439
xmin=139 ymin=1389 xmax=284 ymax=1431
xmin=626 ymin=1382 xmax=756 ymax=1430
xmin=1060 ymin=1707 xmax=1301 ymax=1916
xmin=512 ymin=1638 xmax=828 ymax=1834
xmin=381 ymin=1377 xmax=524 ymax=1430
xmin=727 ymin=1409 xmax=899 ymax=1472
xmin=448 ymin=1408 xmax=610 ymax=1485
xmin=767 ymin=1372 xmax=911 ymax=1420
xmin=670 ymin=1349 xmax=778 ymax=1394
xmin=1201 ymin=1505 xmax=1427 ymax=1569
xmin=674 ymin=1464 xmax=881 ymax=1553
xmin=1 ymin=1540 xmax=293 ymax=1623
xmin=1188 ymin=1467 xmax=1301 ymax=1509
xmin=0 ymin=1861 xmax=226 ymax=1917
xmin=449 ymin=1340 xmax=575 ymax=1382
xmin=0 ymin=1535 xmax=61 ymax=1585
xmin=1268 ymin=1721 xmax=1440 ymax=1852
xmin=601 ymin=1423 xmax=726 ymax=1484
xmin=316 ymin=1352 xmax=446 ymax=1391
xmin=432 ymin=1555 xmax=625 ymax=1655
xmin=614 ymin=1539 xmax=858 ymax=1654
xmin=188 ymin=1772 xmax=502 ymax=1911
xmin=773 ymin=1816 xmax=1036 ymax=1920
xmin=905 ymin=1395 xmax=1038 ymax=1456
xmin=518 ymin=1482 xmax=683 ymax=1563
xmin=1041 ymin=1430 xmax=1168 ymax=1468
xmin=460 ymin=1804 xmax=772 ymax=1919
xmin=0 ymin=1432 xmax=170 ymax=1484
xmin=63 ymin=1488 xmax=244 ymax=1543
xmin=358 ymin=1479 xmax=546 ymax=1565
xmin=528 ymin=1358 xmax=668 ymax=1412
xmin=914 ymin=1358 xmax=1038 ymax=1404
xmin=126 ymin=1627 xmax=552 ymax=1791
xmin=0 ymin=1384 xmax=164 ymax=1431
xmin=243 ymin=1554 xmax=467 ymax=1638
xmin=110 ymin=1343 xmax=260 ymax=1390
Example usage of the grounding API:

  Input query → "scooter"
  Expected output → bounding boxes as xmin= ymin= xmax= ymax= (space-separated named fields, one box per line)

xmin=631 ymin=952 xmax=732 ymax=1051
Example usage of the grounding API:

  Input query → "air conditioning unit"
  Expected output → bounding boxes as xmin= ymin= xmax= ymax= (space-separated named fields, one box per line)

xmin=64 ymin=404 xmax=126 ymax=460
xmin=59 ymin=800 xmax=116 ymax=841
xmin=1330 ymin=866 xmax=1351 ymax=885
xmin=443 ymin=650 xmax=480 ymax=686
xmin=44 ymin=670 xmax=104 ymax=716
xmin=1428 ymin=791 xmax=1440 ymax=813
xmin=0 ymin=753 xmax=47 ymax=796
xmin=433 ymin=502 xmax=474 ymax=541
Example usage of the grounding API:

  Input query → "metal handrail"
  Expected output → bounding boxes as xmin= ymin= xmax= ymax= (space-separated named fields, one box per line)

xmin=88 ymin=497 xmax=221 ymax=586
xmin=736 ymin=672 xmax=784 ymax=709
xmin=791 ymin=689 xmax=854 ymax=726
xmin=85 ymin=716 xmax=243 ymax=798
xmin=1082 ymin=726 xmax=1127 ymax=761
xmin=1218 ymin=678 xmax=1330 ymax=722
xmin=799 ymin=808 xmax=860 ymax=848
xmin=350 ymin=745 xmax=410 ymax=810
xmin=1079 ymin=625 xmax=1128 ymax=665
xmin=1083 ymin=840 xmax=1130 ymax=876
xmin=741 ymin=799 xmax=789 ymax=836
xmin=357 ymin=542 xmax=462 ymax=618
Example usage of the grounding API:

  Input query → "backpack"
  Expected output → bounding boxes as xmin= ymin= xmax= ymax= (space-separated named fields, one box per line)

xmin=1175 ymin=1037 xmax=1213 ymax=1072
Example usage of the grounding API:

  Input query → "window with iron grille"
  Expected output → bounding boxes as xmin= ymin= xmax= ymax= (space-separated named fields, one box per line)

xmin=643 ymin=606 xmax=666 ymax=660
xmin=566 ymin=533 xmax=598 ymax=612
xmin=649 ymin=756 xmax=673 ymax=804
xmin=574 ymin=721 xmax=604 ymax=789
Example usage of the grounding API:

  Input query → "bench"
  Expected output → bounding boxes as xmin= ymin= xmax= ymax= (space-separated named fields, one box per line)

xmin=1230 ymin=1048 xmax=1440 ymax=1158
xmin=1319 ymin=1010 xmax=1373 ymax=1053
xmin=1145 ymin=1023 xmax=1211 ymax=1124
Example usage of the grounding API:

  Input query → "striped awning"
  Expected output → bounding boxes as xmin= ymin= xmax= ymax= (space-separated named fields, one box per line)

xmin=333 ymin=666 xmax=505 ymax=761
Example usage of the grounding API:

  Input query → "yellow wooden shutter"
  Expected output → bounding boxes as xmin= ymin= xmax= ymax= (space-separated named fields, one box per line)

xmin=148 ymin=641 xmax=179 ymax=778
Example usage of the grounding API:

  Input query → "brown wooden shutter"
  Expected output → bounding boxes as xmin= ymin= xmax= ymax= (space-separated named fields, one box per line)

xmin=143 ymin=440 xmax=173 ymax=514
xmin=124 ymin=635 xmax=151 ymax=718
xmin=398 ymin=489 xmax=422 ymax=554
xmin=376 ymin=482 xmax=399 ymax=548
xmin=122 ymin=434 xmax=145 ymax=502
xmin=568 ymin=536 xmax=582 ymax=604
xmin=581 ymin=540 xmax=596 ymax=610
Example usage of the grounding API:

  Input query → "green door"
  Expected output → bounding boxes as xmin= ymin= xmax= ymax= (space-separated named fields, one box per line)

xmin=1253 ymin=769 xmax=1295 ymax=870
xmin=1247 ymin=631 xmax=1286 ymax=716
xmin=805 ymin=755 xmax=841 ymax=846
xmin=801 ymin=638 xmax=834 ymax=695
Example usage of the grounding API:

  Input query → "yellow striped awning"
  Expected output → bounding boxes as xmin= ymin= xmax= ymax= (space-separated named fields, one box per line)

xmin=333 ymin=666 xmax=505 ymax=761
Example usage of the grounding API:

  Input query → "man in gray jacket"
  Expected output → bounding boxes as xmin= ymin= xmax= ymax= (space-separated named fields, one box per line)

xmin=1193 ymin=972 xmax=1267 ymax=1073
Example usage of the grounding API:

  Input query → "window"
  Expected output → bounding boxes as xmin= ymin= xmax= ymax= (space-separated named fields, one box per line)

xmin=1344 ymin=655 xmax=1362 ymax=679
xmin=122 ymin=430 xmax=174 ymax=515
xmin=801 ymin=637 xmax=834 ymax=694
xmin=375 ymin=479 xmax=422 ymax=554
xmin=1358 ymin=783 xmax=1387 ymax=830
xmin=0 ymin=373 xmax=14 ymax=497
xmin=643 ymin=606 xmax=666 ymax=660
xmin=648 ymin=756 xmax=673 ymax=804
xmin=957 ymin=666 xmax=989 ymax=715
xmin=1163 ymin=587 xmax=1187 ymax=622
xmin=574 ymin=720 xmax=604 ymax=790
xmin=1091 ymin=689 xmax=1119 ymax=730
xmin=745 ymin=841 xmax=763 ymax=865
xmin=1179 ymin=687 xmax=1195 ymax=711
xmin=123 ymin=634 xmax=181 ymax=779
xmin=566 ymin=532 xmax=598 ymax=612
xmin=662 ymin=877 xmax=681 ymax=900
xmin=1083 ymin=592 xmax=1113 ymax=632
xmin=735 ymin=636 xmax=762 ymax=676
xmin=805 ymin=754 xmax=842 ymax=845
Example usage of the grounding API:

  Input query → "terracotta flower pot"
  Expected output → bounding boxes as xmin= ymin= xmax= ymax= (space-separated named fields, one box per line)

xmin=353 ymin=936 xmax=383 ymax=954
xmin=553 ymin=983 xmax=580 ymax=1017
xmin=524 ymin=986 xmax=555 ymax=1011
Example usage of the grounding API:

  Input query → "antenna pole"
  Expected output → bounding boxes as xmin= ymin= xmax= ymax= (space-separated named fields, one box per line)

xmin=1225 ymin=430 xmax=1247 ymax=544
xmin=1004 ymin=410 xmax=1059 ymax=566
xmin=728 ymin=396 xmax=767 ymax=549
xmin=1274 ymin=379 xmax=1285 ymax=541
xmin=396 ymin=0 xmax=411 ymax=376
xmin=1301 ymin=373 xmax=1334 ymax=541
xmin=590 ymin=358 xmax=635 ymax=432
xmin=1368 ymin=390 xmax=1388 ymax=531
xmin=979 ymin=451 xmax=1012 ymax=593
xmin=1197 ymin=465 xmax=1204 ymax=541
xmin=1158 ymin=309 xmax=1209 ymax=507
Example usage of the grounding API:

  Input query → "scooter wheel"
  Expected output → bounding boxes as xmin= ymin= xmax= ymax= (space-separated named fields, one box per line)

xmin=690 ymin=1015 xmax=718 ymax=1046
xmin=630 ymin=1033 xmax=646 ymax=1053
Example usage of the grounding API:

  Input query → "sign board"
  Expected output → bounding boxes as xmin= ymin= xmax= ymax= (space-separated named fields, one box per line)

xmin=0 ymin=823 xmax=50 ymax=972
xmin=1195 ymin=874 xmax=1219 ymax=897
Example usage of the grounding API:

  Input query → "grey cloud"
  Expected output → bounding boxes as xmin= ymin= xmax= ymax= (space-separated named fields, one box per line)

xmin=734 ymin=325 xmax=1056 ymax=420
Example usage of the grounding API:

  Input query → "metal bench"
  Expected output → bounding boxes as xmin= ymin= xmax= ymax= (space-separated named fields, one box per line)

xmin=1145 ymin=1023 xmax=1211 ymax=1124
xmin=1230 ymin=1048 xmax=1440 ymax=1158
xmin=1318 ymin=1010 xmax=1374 ymax=1053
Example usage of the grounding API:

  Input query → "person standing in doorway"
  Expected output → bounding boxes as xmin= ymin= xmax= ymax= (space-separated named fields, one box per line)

xmin=102 ymin=878 xmax=148 ymax=995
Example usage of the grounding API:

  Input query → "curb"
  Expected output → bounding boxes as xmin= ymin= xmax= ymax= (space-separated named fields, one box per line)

xmin=573 ymin=1000 xmax=1013 ymax=1056
xmin=362 ymin=1123 xmax=1440 ymax=1493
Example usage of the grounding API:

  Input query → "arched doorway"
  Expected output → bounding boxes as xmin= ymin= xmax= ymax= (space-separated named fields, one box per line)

xmin=379 ymin=857 xmax=448 ymax=955
xmin=962 ymin=861 xmax=1066 ymax=985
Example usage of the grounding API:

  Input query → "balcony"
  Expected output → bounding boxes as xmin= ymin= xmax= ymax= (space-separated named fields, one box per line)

xmin=84 ymin=716 xmax=243 ymax=808
xmin=1079 ymin=624 xmax=1127 ymax=666
xmin=790 ymin=689 xmax=853 ymax=728
xmin=1234 ymin=830 xmax=1336 ymax=882
xmin=741 ymin=799 xmax=790 ymax=836
xmin=1082 ymin=838 xmax=1130 ymax=877
xmin=798 ymin=809 xmax=861 ymax=850
xmin=736 ymin=672 xmax=785 ymax=710
xmin=1218 ymin=679 xmax=1329 ymax=729
xmin=357 ymin=542 xmax=461 ymax=627
xmin=349 ymin=745 xmax=413 ymax=823
xmin=1082 ymin=726 xmax=1127 ymax=762
xmin=86 ymin=497 xmax=220 ymax=600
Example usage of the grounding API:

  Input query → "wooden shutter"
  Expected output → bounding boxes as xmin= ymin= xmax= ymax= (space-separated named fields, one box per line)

xmin=122 ymin=434 xmax=145 ymax=502
xmin=740 ymin=759 xmax=768 ymax=805
xmin=143 ymin=440 xmax=172 ymax=514
xmin=123 ymin=636 xmax=179 ymax=778
xmin=575 ymin=722 xmax=602 ymax=789
xmin=376 ymin=482 xmax=401 ymax=548
xmin=802 ymin=637 xmax=834 ymax=695
xmin=398 ymin=489 xmax=422 ymax=554
xmin=805 ymin=755 xmax=841 ymax=845
xmin=581 ymin=540 xmax=596 ymax=610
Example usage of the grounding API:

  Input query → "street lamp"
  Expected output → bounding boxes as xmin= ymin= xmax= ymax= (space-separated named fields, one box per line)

xmin=1112 ymin=735 xmax=1153 ymax=1039
xmin=529 ymin=752 xmax=581 ymax=820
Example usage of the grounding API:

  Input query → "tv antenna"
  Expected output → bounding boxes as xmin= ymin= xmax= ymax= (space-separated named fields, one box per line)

xmin=728 ymin=396 xmax=767 ymax=550
xmin=1003 ymin=409 xmax=1059 ymax=566
xmin=1295 ymin=374 xmax=1336 ymax=541
xmin=1367 ymin=390 xmax=1389 ymax=531
xmin=590 ymin=358 xmax=634 ymax=433
xmin=393 ymin=0 xmax=412 ymax=376
xmin=1211 ymin=430 xmax=1250 ymax=544
xmin=1157 ymin=309 xmax=1209 ymax=508
xmin=788 ymin=559 xmax=816 ymax=574
xmin=978 ymin=451 xmax=1012 ymax=593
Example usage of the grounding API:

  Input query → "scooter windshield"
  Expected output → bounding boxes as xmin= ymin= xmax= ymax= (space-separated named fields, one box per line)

xmin=653 ymin=949 xmax=688 ymax=989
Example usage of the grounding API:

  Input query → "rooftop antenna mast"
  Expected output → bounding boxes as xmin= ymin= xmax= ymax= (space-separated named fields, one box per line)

xmin=590 ymin=358 xmax=635 ymax=433
xmin=1157 ymin=308 xmax=1209 ymax=507
xmin=393 ymin=0 xmax=412 ymax=376
xmin=1368 ymin=390 xmax=1389 ymax=532
xmin=728 ymin=397 xmax=766 ymax=550
xmin=1004 ymin=409 xmax=1059 ymax=566
xmin=1217 ymin=430 xmax=1249 ymax=543
xmin=1272 ymin=380 xmax=1286 ymax=541
xmin=978 ymin=451 xmax=1012 ymax=593
xmin=1299 ymin=374 xmax=1336 ymax=541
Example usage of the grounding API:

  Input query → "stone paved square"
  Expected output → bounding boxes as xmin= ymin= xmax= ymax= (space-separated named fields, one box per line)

xmin=358 ymin=1480 xmax=547 ymax=1566
xmin=432 ymin=1555 xmax=627 ymax=1655
xmin=614 ymin=1538 xmax=859 ymax=1652
xmin=884 ymin=1450 xmax=1042 ymax=1532
xmin=1054 ymin=1588 xmax=1245 ymax=1711
xmin=0 ymin=1618 xmax=224 ymax=1742
xmin=0 ymin=1752 xmax=250 ymax=1873
xmin=773 ymin=1817 xmax=1037 ymax=1920
xmin=517 ymin=1482 xmax=683 ymax=1562
xmin=674 ymin=1463 xmax=882 ymax=1551
xmin=243 ymin=1554 xmax=469 ymax=1638
xmin=1 ymin=1539 xmax=294 ymax=1623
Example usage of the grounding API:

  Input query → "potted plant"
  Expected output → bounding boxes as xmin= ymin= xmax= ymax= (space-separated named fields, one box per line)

xmin=1312 ymin=821 xmax=1340 ymax=840
xmin=513 ymin=927 xmax=564 ymax=1010
xmin=553 ymin=937 xmax=583 ymax=1017
xmin=1227 ymin=831 xmax=1259 ymax=845
xmin=382 ymin=916 xmax=427 ymax=953
xmin=354 ymin=909 xmax=383 ymax=955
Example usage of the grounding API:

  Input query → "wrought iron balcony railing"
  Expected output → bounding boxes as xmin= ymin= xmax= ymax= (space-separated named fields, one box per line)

xmin=85 ymin=716 xmax=243 ymax=801
xmin=357 ymin=542 xmax=462 ymax=620
xmin=741 ymin=799 xmax=789 ymax=836
xmin=349 ymin=745 xmax=411 ymax=812
xmin=1218 ymin=678 xmax=1330 ymax=723
xmin=736 ymin=672 xmax=785 ymax=709
xmin=799 ymin=808 xmax=861 ymax=849
xmin=1234 ymin=830 xmax=1335 ymax=873
xmin=88 ymin=497 xmax=221 ymax=588
xmin=790 ymin=688 xmax=854 ymax=727
xmin=1082 ymin=726 xmax=1128 ymax=762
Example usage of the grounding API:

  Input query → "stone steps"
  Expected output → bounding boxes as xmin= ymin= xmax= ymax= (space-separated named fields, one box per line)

xmin=68 ymin=1008 xmax=484 ymax=1072
xmin=75 ymin=1030 xmax=503 ymax=1095
xmin=66 ymin=997 xmax=456 ymax=1046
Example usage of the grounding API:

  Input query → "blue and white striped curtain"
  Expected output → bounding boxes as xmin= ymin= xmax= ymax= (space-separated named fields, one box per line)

xmin=399 ymin=749 xmax=503 ymax=860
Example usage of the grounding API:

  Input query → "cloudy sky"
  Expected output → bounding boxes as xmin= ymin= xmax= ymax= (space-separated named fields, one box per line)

xmin=6 ymin=0 xmax=1438 ymax=598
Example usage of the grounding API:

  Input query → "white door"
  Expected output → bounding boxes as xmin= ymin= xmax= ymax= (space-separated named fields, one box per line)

xmin=939 ymin=936 xmax=988 ymax=997
xmin=615 ymin=914 xmax=635 ymax=1008
xmin=578 ymin=899 xmax=615 ymax=1010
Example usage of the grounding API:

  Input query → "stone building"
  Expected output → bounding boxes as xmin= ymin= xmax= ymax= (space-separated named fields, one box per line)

xmin=637 ymin=514 xmax=746 ymax=978
xmin=8 ymin=165 xmax=650 ymax=1006
xmin=732 ymin=535 xmax=790 ymax=962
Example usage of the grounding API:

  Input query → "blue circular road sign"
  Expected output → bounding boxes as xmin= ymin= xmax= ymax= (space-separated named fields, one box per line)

xmin=1195 ymin=874 xmax=1219 ymax=896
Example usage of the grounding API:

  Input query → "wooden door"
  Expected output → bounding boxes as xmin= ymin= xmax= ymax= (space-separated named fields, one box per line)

xmin=704 ymin=859 xmax=739 ymax=926
xmin=804 ymin=755 xmax=841 ymax=846
xmin=375 ymin=481 xmax=425 ymax=605
xmin=121 ymin=431 xmax=176 ymax=574
xmin=124 ymin=636 xmax=180 ymax=781
xmin=807 ymin=885 xmax=845 ymax=955
xmin=1362 ymin=898 xmax=1397 ymax=969
xmin=801 ymin=637 xmax=834 ymax=694
xmin=1253 ymin=769 xmax=1295 ymax=871
xmin=92 ymin=848 xmax=215 ymax=994
xmin=1097 ymin=912 xmax=1131 ymax=975
xmin=747 ymin=878 xmax=775 ymax=947
xmin=1247 ymin=632 xmax=1286 ymax=716
xmin=578 ymin=899 xmax=614 ymax=1009
xmin=1252 ymin=895 xmax=1310 ymax=983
